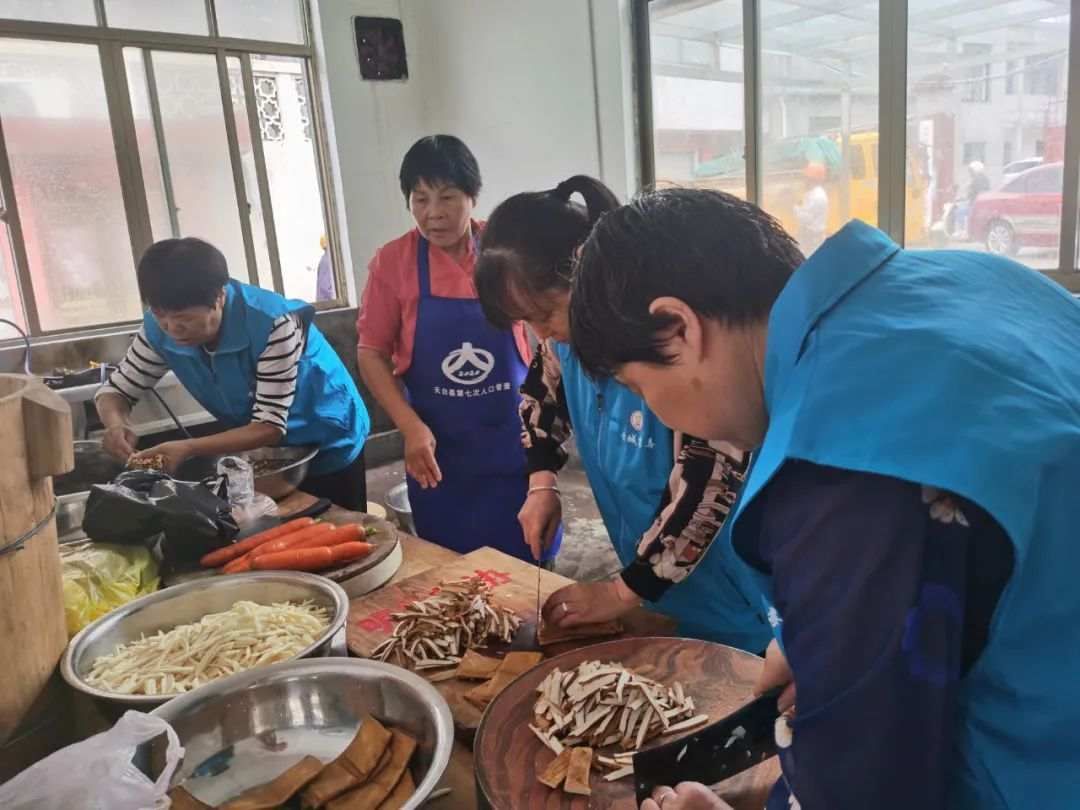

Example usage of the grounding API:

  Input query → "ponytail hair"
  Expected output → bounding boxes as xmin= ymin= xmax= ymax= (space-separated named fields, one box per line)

xmin=476 ymin=175 xmax=619 ymax=330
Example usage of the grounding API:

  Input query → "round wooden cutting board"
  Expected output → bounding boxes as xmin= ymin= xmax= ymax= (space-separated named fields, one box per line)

xmin=473 ymin=636 xmax=780 ymax=810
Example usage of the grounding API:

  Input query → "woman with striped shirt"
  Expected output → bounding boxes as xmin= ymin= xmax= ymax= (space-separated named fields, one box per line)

xmin=95 ymin=237 xmax=370 ymax=509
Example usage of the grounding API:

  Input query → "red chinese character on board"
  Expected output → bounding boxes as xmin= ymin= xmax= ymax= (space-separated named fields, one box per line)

xmin=357 ymin=608 xmax=394 ymax=635
xmin=473 ymin=569 xmax=512 ymax=587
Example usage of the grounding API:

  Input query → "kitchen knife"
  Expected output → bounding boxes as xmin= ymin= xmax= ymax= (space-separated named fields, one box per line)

xmin=633 ymin=687 xmax=783 ymax=803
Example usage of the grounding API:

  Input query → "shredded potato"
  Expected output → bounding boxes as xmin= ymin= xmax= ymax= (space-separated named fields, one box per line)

xmin=85 ymin=600 xmax=330 ymax=696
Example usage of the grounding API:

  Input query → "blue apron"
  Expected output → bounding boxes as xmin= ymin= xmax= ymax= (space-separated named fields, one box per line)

xmin=144 ymin=280 xmax=368 ymax=476
xmin=556 ymin=343 xmax=769 ymax=652
xmin=728 ymin=221 xmax=1080 ymax=808
xmin=402 ymin=237 xmax=560 ymax=560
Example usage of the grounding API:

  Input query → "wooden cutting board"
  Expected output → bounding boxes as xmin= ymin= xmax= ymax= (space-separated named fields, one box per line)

xmin=347 ymin=547 xmax=675 ymax=738
xmin=473 ymin=637 xmax=779 ymax=810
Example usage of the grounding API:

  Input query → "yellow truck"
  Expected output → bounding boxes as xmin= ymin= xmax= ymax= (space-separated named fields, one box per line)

xmin=673 ymin=131 xmax=928 ymax=246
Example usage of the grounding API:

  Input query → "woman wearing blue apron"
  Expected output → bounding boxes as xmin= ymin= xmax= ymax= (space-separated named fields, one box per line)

xmin=570 ymin=189 xmax=1080 ymax=810
xmin=476 ymin=175 xmax=768 ymax=652
xmin=357 ymin=136 xmax=559 ymax=560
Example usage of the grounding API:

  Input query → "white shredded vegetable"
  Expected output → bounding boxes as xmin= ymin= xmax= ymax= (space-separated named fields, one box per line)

xmin=85 ymin=600 xmax=330 ymax=696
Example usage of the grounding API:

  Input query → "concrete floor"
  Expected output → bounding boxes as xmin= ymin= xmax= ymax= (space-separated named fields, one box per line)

xmin=366 ymin=459 xmax=620 ymax=583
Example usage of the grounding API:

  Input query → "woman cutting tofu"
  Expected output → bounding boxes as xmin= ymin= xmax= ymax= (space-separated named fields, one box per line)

xmin=357 ymin=135 xmax=556 ymax=560
xmin=476 ymin=175 xmax=768 ymax=652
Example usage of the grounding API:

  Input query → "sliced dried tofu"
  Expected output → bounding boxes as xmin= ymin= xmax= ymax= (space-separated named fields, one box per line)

xmin=219 ymin=755 xmax=324 ymax=810
xmin=455 ymin=650 xmax=502 ymax=680
xmin=327 ymin=731 xmax=417 ymax=810
xmin=537 ymin=748 xmax=574 ymax=790
xmin=563 ymin=747 xmax=594 ymax=796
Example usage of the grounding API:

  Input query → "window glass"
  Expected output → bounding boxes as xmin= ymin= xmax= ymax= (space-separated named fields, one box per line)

xmin=648 ymin=1 xmax=747 ymax=198
xmin=104 ymin=0 xmax=208 ymax=35
xmin=0 ymin=38 xmax=141 ymax=331
xmin=760 ymin=1 xmax=881 ymax=256
xmin=907 ymin=0 xmax=1069 ymax=278
xmin=215 ymin=0 xmax=305 ymax=44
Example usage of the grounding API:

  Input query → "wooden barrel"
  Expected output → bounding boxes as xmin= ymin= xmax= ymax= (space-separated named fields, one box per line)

xmin=0 ymin=374 xmax=74 ymax=780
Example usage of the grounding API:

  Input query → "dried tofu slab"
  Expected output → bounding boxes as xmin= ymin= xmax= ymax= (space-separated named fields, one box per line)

xmin=496 ymin=651 xmax=544 ymax=678
xmin=455 ymin=650 xmax=502 ymax=680
xmin=302 ymin=715 xmax=393 ymax=807
xmin=538 ymin=620 xmax=622 ymax=646
xmin=167 ymin=786 xmax=212 ymax=810
xmin=537 ymin=749 xmax=574 ymax=789
xmin=563 ymin=747 xmax=594 ymax=796
xmin=375 ymin=769 xmax=415 ymax=810
xmin=463 ymin=670 xmax=516 ymax=709
xmin=327 ymin=731 xmax=418 ymax=810
xmin=220 ymin=756 xmax=324 ymax=810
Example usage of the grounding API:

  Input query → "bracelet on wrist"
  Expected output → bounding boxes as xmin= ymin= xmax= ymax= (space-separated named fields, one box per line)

xmin=528 ymin=485 xmax=561 ymax=497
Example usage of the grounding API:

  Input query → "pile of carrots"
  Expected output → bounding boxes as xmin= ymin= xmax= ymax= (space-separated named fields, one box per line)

xmin=200 ymin=518 xmax=374 ymax=574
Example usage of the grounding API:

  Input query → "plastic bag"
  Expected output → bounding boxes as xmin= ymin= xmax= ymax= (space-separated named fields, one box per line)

xmin=61 ymin=543 xmax=160 ymax=637
xmin=82 ymin=470 xmax=239 ymax=565
xmin=0 ymin=711 xmax=183 ymax=810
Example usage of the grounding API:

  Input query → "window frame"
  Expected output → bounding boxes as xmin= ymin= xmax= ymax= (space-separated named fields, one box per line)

xmin=0 ymin=0 xmax=347 ymax=340
xmin=636 ymin=0 xmax=1080 ymax=279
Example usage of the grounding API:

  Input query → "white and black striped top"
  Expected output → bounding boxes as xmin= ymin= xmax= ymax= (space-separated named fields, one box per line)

xmin=96 ymin=314 xmax=305 ymax=433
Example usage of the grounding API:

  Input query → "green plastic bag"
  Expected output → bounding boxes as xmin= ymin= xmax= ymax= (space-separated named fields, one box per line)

xmin=61 ymin=543 xmax=159 ymax=637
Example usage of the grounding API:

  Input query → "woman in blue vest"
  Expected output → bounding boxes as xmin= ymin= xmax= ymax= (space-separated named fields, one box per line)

xmin=356 ymin=136 xmax=558 ymax=561
xmin=570 ymin=188 xmax=1080 ymax=810
xmin=96 ymin=237 xmax=370 ymax=510
xmin=475 ymin=176 xmax=769 ymax=653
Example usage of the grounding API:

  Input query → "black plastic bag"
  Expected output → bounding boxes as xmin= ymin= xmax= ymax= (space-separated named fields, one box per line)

xmin=82 ymin=470 xmax=239 ymax=565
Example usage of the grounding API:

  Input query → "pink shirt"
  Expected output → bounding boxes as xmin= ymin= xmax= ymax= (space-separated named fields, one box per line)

xmin=357 ymin=222 xmax=531 ymax=375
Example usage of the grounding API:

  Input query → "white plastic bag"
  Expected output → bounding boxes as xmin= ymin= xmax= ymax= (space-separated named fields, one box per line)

xmin=0 ymin=711 xmax=183 ymax=810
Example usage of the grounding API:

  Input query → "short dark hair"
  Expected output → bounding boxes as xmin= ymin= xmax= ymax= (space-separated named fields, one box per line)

xmin=399 ymin=135 xmax=482 ymax=203
xmin=137 ymin=237 xmax=229 ymax=311
xmin=570 ymin=188 xmax=803 ymax=378
xmin=476 ymin=175 xmax=619 ymax=330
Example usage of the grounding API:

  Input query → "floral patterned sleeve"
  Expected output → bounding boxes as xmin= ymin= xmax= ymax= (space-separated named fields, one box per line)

xmin=519 ymin=339 xmax=573 ymax=474
xmin=620 ymin=435 xmax=747 ymax=601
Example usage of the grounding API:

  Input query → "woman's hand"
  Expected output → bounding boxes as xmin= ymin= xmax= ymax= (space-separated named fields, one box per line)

xmin=755 ymin=638 xmax=796 ymax=714
xmin=640 ymin=783 xmax=733 ymax=810
xmin=403 ymin=420 xmax=441 ymax=489
xmin=542 ymin=577 xmax=641 ymax=628
xmin=519 ymin=489 xmax=562 ymax=560
xmin=102 ymin=424 xmax=138 ymax=462
xmin=129 ymin=440 xmax=193 ymax=474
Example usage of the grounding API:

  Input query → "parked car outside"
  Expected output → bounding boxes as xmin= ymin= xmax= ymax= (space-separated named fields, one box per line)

xmin=1000 ymin=157 xmax=1043 ymax=187
xmin=968 ymin=162 xmax=1063 ymax=256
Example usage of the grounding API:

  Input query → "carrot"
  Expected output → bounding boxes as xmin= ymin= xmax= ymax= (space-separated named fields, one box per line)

xmin=252 ymin=542 xmax=374 ymax=572
xmin=200 ymin=517 xmax=315 ymax=567
xmin=223 ymin=555 xmax=254 ymax=575
xmin=287 ymin=523 xmax=365 ymax=552
xmin=248 ymin=523 xmax=338 ymax=559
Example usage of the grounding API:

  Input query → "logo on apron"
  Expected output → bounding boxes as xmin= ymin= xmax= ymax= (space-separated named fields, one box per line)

xmin=441 ymin=341 xmax=495 ymax=385
xmin=630 ymin=410 xmax=644 ymax=431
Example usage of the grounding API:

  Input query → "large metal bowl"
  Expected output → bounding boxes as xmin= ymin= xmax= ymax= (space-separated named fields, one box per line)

xmin=139 ymin=659 xmax=454 ymax=809
xmin=60 ymin=572 xmax=349 ymax=708
xmin=176 ymin=444 xmax=318 ymax=500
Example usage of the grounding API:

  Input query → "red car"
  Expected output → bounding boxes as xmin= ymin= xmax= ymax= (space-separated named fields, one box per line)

xmin=968 ymin=162 xmax=1063 ymax=256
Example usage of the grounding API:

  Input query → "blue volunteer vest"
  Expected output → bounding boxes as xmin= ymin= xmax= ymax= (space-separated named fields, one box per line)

xmin=555 ymin=342 xmax=769 ymax=652
xmin=729 ymin=220 xmax=1080 ymax=808
xmin=143 ymin=280 xmax=369 ymax=476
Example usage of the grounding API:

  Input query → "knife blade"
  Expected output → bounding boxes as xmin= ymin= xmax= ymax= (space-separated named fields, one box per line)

xmin=534 ymin=559 xmax=543 ymax=646
xmin=633 ymin=687 xmax=783 ymax=803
